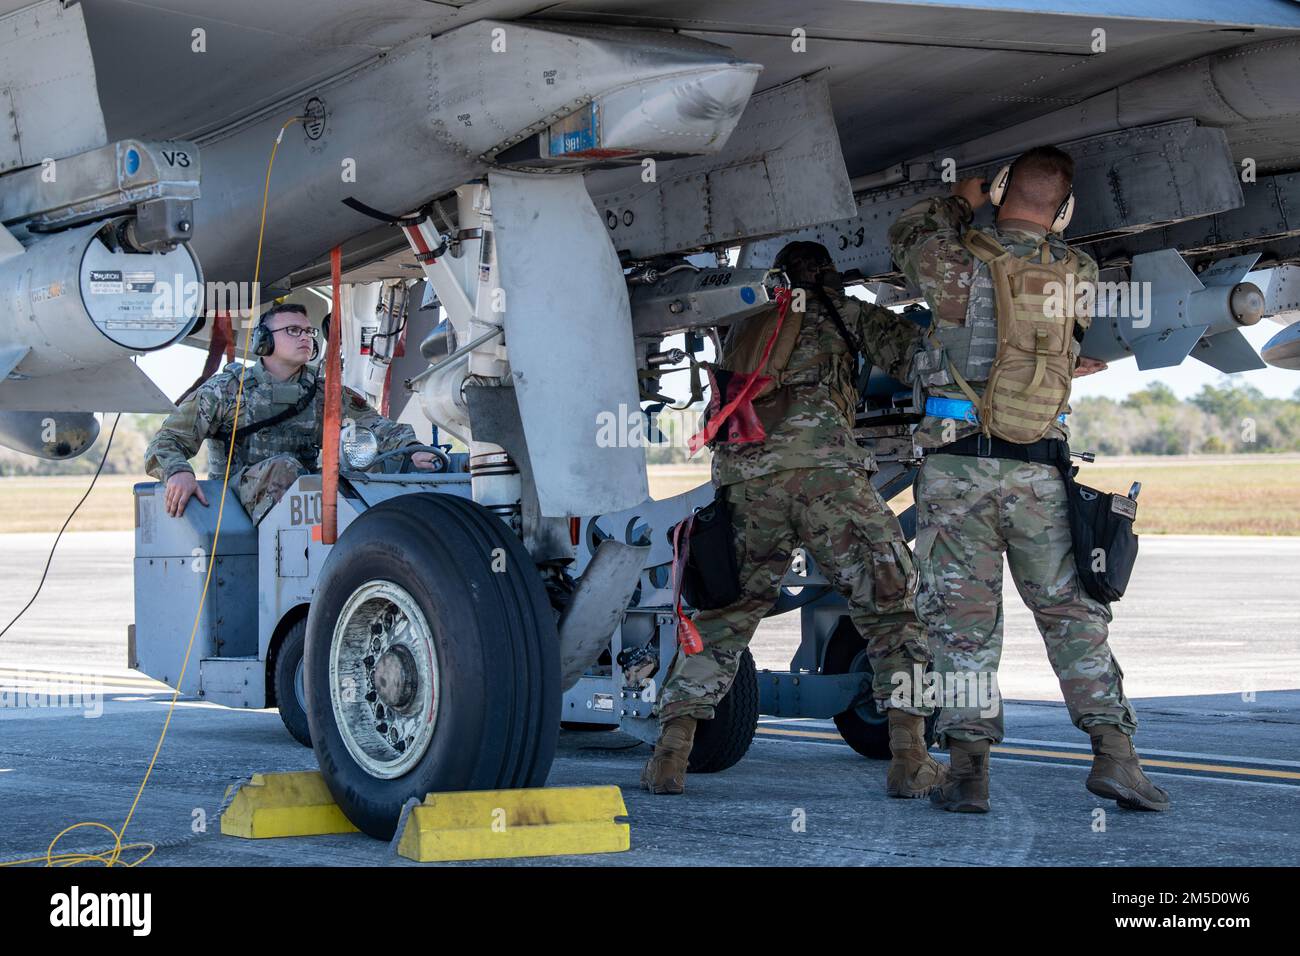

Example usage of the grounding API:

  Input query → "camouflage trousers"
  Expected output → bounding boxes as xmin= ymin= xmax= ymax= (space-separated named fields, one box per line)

xmin=915 ymin=453 xmax=1138 ymax=745
xmin=658 ymin=466 xmax=931 ymax=721
xmin=236 ymin=454 xmax=308 ymax=524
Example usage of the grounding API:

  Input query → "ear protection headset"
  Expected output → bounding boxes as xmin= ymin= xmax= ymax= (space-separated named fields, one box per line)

xmin=987 ymin=160 xmax=1075 ymax=234
xmin=252 ymin=303 xmax=318 ymax=360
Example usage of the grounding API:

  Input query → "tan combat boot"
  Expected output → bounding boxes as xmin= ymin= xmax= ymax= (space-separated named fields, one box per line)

xmin=1086 ymin=727 xmax=1171 ymax=811
xmin=929 ymin=738 xmax=991 ymax=813
xmin=885 ymin=710 xmax=948 ymax=798
xmin=640 ymin=716 xmax=697 ymax=795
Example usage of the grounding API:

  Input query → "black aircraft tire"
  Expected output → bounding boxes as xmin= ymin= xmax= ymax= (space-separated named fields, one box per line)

xmin=823 ymin=620 xmax=938 ymax=760
xmin=272 ymin=618 xmax=312 ymax=748
xmin=305 ymin=493 xmax=559 ymax=839
xmin=687 ymin=648 xmax=758 ymax=774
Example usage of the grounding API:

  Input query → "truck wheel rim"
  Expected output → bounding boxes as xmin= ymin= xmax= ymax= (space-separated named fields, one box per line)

xmin=329 ymin=580 xmax=440 ymax=779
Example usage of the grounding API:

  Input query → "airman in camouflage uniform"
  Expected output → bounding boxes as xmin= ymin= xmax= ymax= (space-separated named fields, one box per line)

xmin=145 ymin=304 xmax=423 ymax=523
xmin=888 ymin=146 xmax=1169 ymax=812
xmin=644 ymin=242 xmax=944 ymax=800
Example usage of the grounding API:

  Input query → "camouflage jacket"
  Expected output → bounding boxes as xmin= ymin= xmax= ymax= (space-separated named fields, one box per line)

xmin=144 ymin=360 xmax=417 ymax=481
xmin=887 ymin=195 xmax=1099 ymax=447
xmin=711 ymin=289 xmax=919 ymax=487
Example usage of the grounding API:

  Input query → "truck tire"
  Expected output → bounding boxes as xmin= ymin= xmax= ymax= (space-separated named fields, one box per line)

xmin=687 ymin=648 xmax=758 ymax=773
xmin=272 ymin=618 xmax=312 ymax=748
xmin=305 ymin=493 xmax=560 ymax=839
xmin=823 ymin=619 xmax=937 ymax=760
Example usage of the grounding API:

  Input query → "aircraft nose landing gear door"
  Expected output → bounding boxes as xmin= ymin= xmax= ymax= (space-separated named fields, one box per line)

xmin=487 ymin=170 xmax=649 ymax=516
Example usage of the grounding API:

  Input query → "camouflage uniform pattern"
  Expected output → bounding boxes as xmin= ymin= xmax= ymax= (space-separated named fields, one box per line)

xmin=145 ymin=360 xmax=416 ymax=522
xmin=659 ymin=291 xmax=929 ymax=721
xmin=711 ymin=291 xmax=918 ymax=486
xmin=888 ymin=195 xmax=1135 ymax=744
xmin=887 ymin=196 xmax=1099 ymax=449
xmin=915 ymin=454 xmax=1136 ymax=743
xmin=659 ymin=467 xmax=928 ymax=720
xmin=235 ymin=456 xmax=311 ymax=523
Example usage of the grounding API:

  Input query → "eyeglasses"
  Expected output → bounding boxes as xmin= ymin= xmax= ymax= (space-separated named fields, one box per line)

xmin=269 ymin=325 xmax=319 ymax=340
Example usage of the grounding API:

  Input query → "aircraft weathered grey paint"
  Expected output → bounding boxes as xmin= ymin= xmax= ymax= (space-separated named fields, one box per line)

xmin=3 ymin=0 xmax=1299 ymax=452
xmin=4 ymin=0 xmax=1300 ymax=837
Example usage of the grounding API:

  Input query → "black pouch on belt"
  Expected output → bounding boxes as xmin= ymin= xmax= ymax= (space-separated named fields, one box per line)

xmin=668 ymin=492 xmax=741 ymax=611
xmin=1055 ymin=448 xmax=1139 ymax=605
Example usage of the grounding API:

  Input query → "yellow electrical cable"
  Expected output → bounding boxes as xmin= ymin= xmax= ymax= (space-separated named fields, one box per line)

xmin=1 ymin=116 xmax=301 ymax=868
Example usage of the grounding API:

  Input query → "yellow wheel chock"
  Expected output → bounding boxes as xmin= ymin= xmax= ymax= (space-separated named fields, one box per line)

xmin=221 ymin=773 xmax=630 ymax=862
xmin=220 ymin=771 xmax=359 ymax=839
xmin=394 ymin=785 xmax=629 ymax=862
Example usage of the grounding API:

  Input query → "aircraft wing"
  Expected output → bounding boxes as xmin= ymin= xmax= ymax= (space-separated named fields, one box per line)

xmin=541 ymin=0 xmax=1300 ymax=178
xmin=80 ymin=1 xmax=1300 ymax=180
xmin=7 ymin=0 xmax=1300 ymax=463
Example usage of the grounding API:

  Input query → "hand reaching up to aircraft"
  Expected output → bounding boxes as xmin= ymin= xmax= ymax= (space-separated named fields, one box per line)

xmin=954 ymin=177 xmax=988 ymax=212
xmin=1073 ymin=357 xmax=1108 ymax=377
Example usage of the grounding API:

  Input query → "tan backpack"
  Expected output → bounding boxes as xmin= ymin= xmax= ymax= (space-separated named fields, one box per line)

xmin=718 ymin=300 xmax=805 ymax=401
xmin=945 ymin=230 xmax=1081 ymax=443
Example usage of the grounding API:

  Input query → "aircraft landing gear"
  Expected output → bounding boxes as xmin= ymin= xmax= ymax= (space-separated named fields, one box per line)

xmin=304 ymin=492 xmax=560 ymax=839
xmin=688 ymin=648 xmax=759 ymax=773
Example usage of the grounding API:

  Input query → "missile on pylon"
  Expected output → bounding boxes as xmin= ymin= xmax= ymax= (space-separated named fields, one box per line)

xmin=1081 ymin=250 xmax=1266 ymax=373
xmin=1262 ymin=321 xmax=1300 ymax=370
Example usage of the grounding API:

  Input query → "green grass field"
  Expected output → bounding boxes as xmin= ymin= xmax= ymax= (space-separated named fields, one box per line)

xmin=647 ymin=455 xmax=1300 ymax=536
xmin=0 ymin=475 xmax=150 ymax=534
xmin=4 ymin=455 xmax=1298 ymax=535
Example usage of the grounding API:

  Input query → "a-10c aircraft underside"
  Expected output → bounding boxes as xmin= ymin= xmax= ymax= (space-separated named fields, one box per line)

xmin=1 ymin=0 xmax=1299 ymax=854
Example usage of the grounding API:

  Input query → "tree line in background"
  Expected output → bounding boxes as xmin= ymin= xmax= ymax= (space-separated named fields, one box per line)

xmin=1070 ymin=381 xmax=1300 ymax=456
xmin=3 ymin=379 xmax=1300 ymax=476
xmin=0 ymin=414 xmax=204 ymax=477
xmin=648 ymin=379 xmax=1300 ymax=463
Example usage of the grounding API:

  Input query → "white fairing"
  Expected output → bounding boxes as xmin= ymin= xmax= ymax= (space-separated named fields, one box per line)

xmin=489 ymin=171 xmax=648 ymax=517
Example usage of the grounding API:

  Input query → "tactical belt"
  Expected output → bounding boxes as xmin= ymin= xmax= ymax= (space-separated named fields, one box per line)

xmin=929 ymin=433 xmax=1067 ymax=465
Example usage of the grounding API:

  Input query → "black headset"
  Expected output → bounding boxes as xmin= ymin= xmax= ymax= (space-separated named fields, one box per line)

xmin=252 ymin=302 xmax=318 ymax=360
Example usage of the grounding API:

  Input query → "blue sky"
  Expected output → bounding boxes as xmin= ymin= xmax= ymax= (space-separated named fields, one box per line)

xmin=1070 ymin=320 xmax=1298 ymax=401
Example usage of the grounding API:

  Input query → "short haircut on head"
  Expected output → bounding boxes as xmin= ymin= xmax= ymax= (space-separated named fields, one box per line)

xmin=259 ymin=301 xmax=309 ymax=326
xmin=1009 ymin=145 xmax=1074 ymax=213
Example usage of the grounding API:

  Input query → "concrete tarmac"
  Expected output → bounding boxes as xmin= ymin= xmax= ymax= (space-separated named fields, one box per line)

xmin=1 ymin=531 xmax=1297 ymax=866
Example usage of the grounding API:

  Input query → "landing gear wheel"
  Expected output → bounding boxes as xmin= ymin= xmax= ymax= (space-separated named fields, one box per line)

xmin=823 ymin=620 xmax=938 ymax=760
xmin=305 ymin=493 xmax=560 ymax=839
xmin=273 ymin=618 xmax=311 ymax=748
xmin=687 ymin=648 xmax=758 ymax=773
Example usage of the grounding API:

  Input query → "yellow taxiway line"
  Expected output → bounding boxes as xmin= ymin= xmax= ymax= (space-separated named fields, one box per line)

xmin=755 ymin=726 xmax=1300 ymax=781
xmin=0 ymin=667 xmax=168 ymax=689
